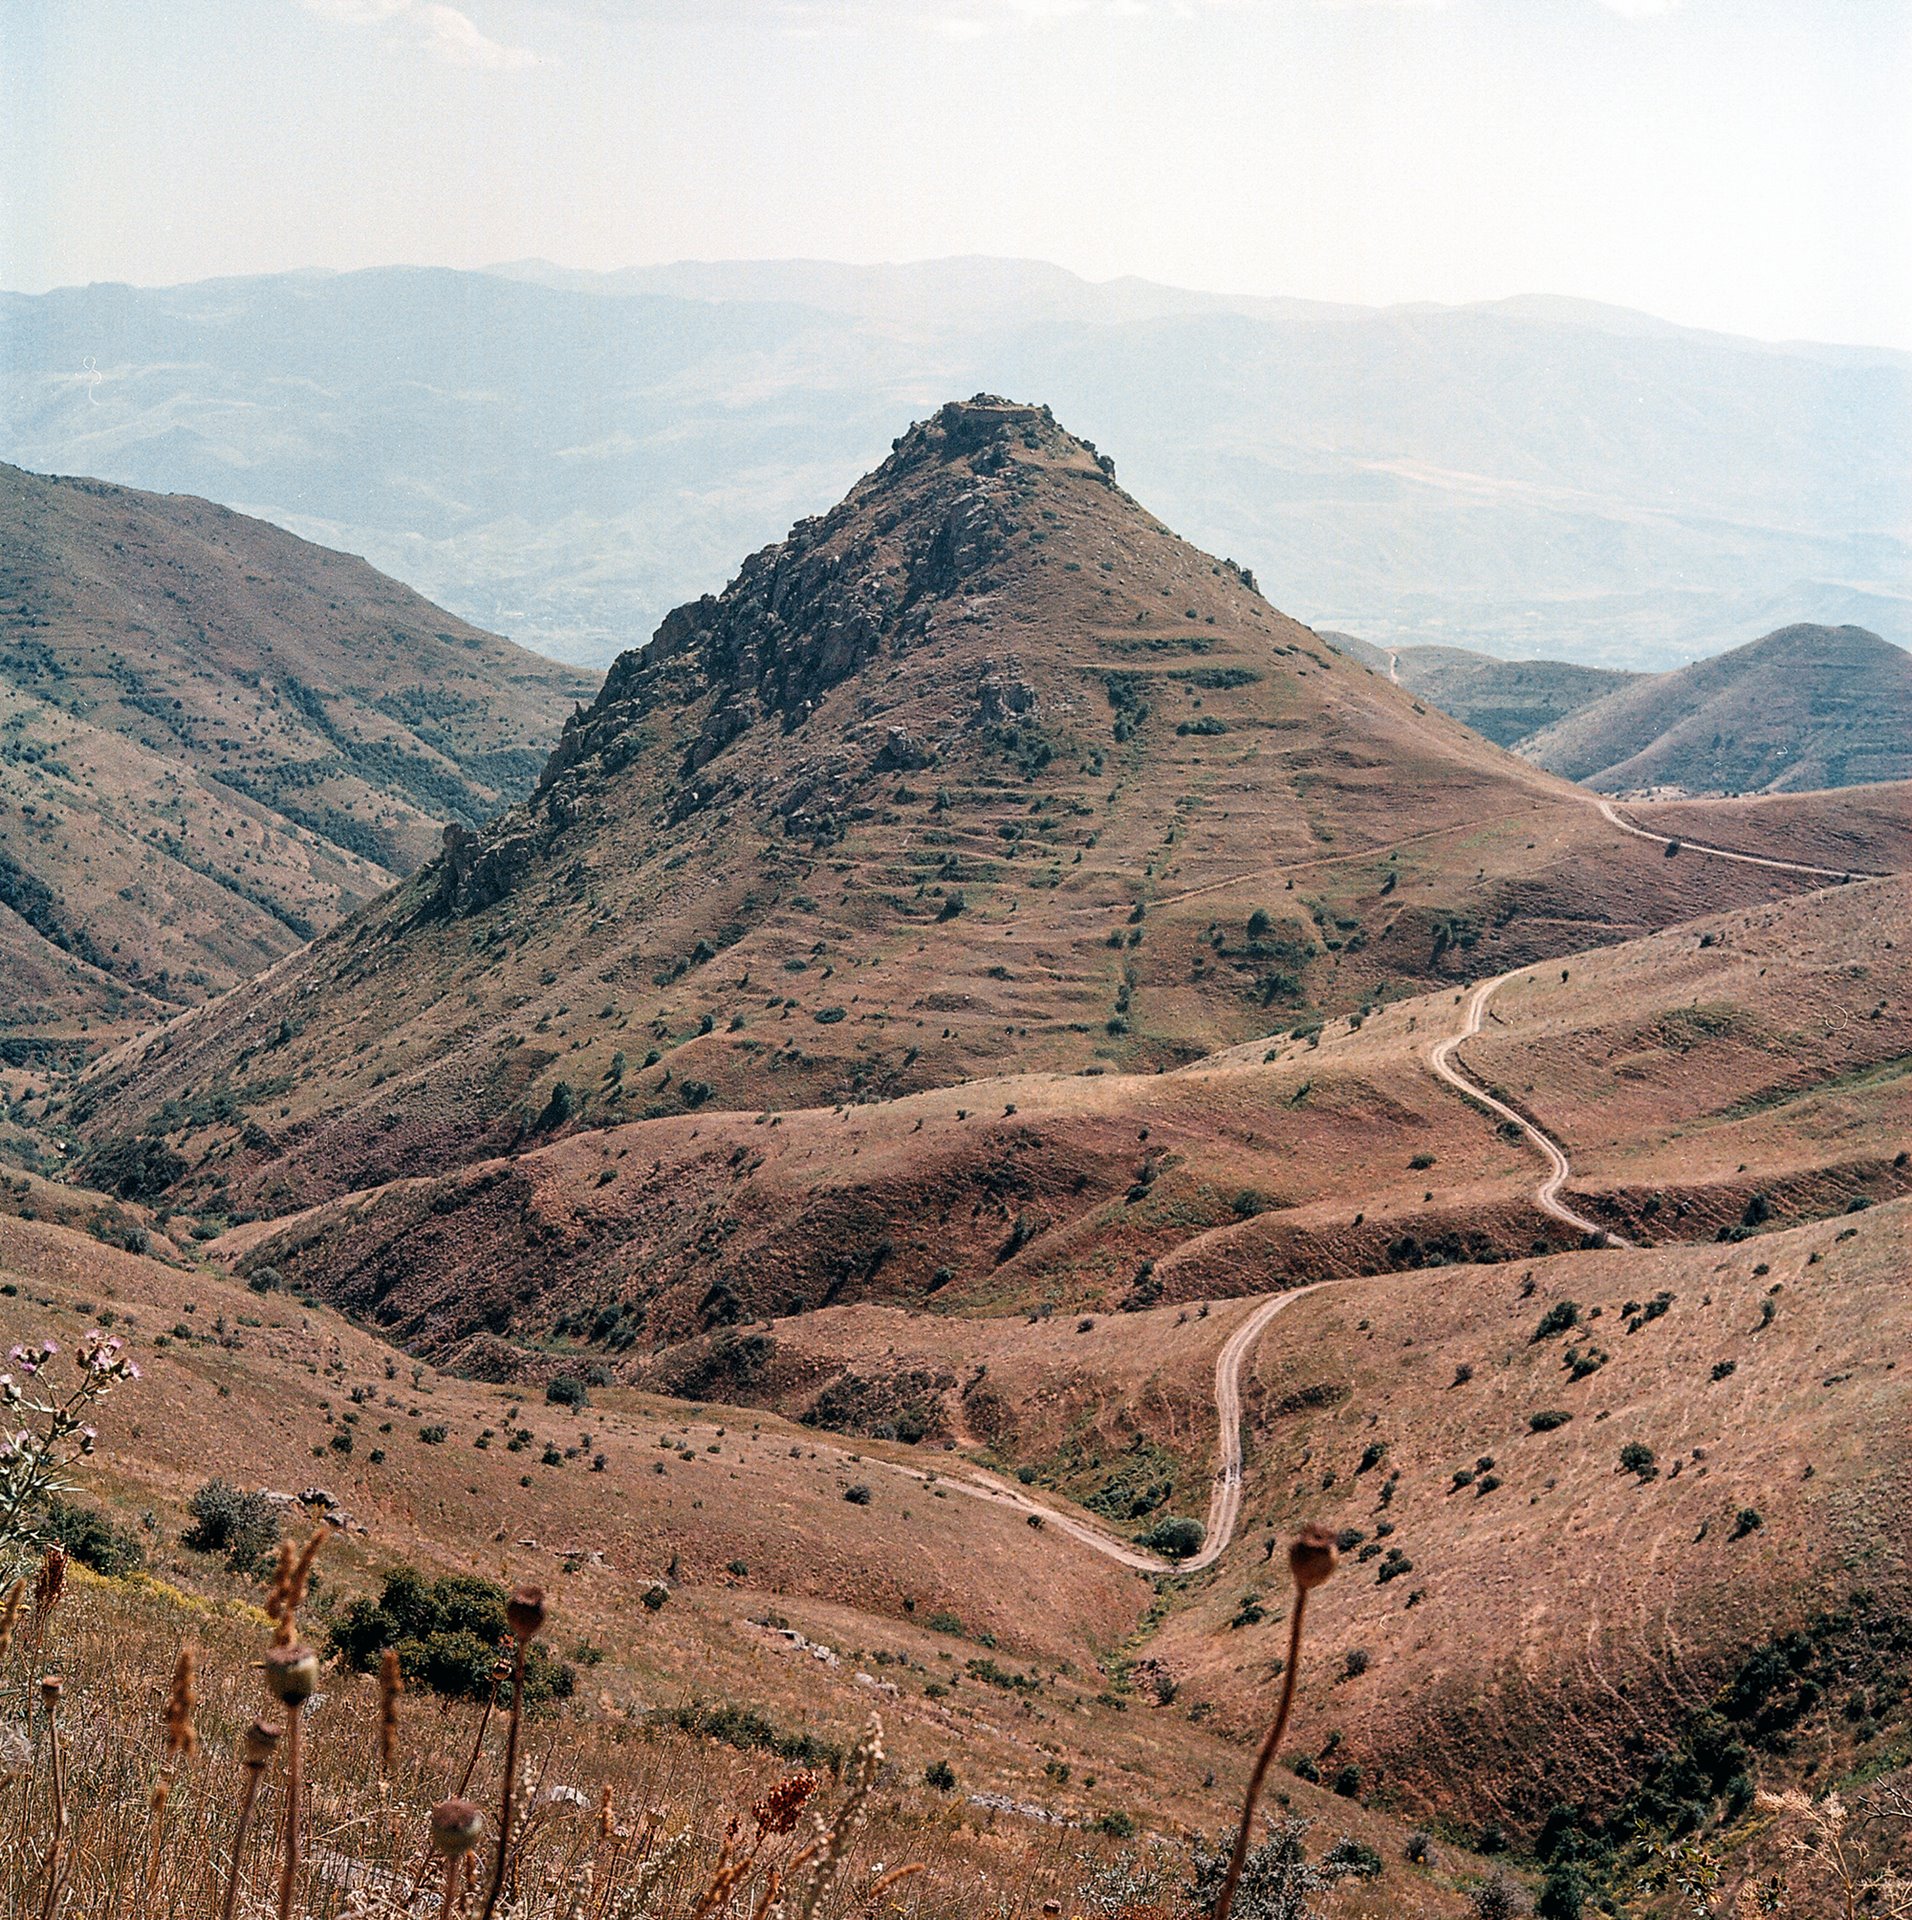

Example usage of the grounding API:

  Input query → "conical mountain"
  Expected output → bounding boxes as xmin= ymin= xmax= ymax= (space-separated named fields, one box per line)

xmin=74 ymin=398 xmax=1824 ymax=1214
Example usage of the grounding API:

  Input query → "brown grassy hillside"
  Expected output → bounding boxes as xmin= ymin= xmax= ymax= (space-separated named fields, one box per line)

xmin=1322 ymin=632 xmax=1640 ymax=746
xmin=169 ymin=866 xmax=1904 ymax=1385
xmin=0 ymin=1205 xmax=1505 ymax=1916
xmin=0 ymin=463 xmax=596 ymax=1048
xmin=66 ymin=402 xmax=1864 ymax=1217
xmin=1520 ymin=623 xmax=1912 ymax=795
xmin=3 ymin=1179 xmax=1901 ymax=1913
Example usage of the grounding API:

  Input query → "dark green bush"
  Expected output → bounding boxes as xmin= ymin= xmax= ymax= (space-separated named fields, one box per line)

xmin=1140 ymin=1515 xmax=1205 ymax=1559
xmin=41 ymin=1496 xmax=145 ymax=1577
xmin=1532 ymin=1300 xmax=1580 ymax=1341
xmin=651 ymin=1700 xmax=838 ymax=1769
xmin=329 ymin=1567 xmax=575 ymax=1704
xmin=183 ymin=1478 xmax=279 ymax=1573
xmin=1325 ymin=1837 xmax=1384 ymax=1880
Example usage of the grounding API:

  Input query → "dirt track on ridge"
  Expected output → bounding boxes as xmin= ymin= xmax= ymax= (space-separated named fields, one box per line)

xmin=947 ymin=798 xmax=1873 ymax=1576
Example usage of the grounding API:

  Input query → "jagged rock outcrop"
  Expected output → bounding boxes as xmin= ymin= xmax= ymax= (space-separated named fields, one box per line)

xmin=80 ymin=388 xmax=1756 ymax=1220
xmin=431 ymin=398 xmax=1084 ymax=914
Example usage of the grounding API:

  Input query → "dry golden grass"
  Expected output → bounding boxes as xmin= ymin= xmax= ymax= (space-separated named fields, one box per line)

xmin=0 ymin=1213 xmax=1505 ymax=1904
xmin=194 ymin=867 xmax=1911 ymax=1369
xmin=0 ymin=1501 xmax=1484 ymax=1918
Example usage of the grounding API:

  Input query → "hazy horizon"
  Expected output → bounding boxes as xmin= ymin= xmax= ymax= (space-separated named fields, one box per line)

xmin=13 ymin=252 xmax=1908 ymax=360
xmin=4 ymin=0 xmax=1908 ymax=350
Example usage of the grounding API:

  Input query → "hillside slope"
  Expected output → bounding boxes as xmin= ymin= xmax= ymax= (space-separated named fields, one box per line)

xmin=9 ymin=1120 xmax=1904 ymax=1907
xmin=196 ymin=861 xmax=1908 ymax=1370
xmin=0 ymin=1200 xmax=1515 ymax=1916
xmin=1322 ymin=633 xmax=1642 ymax=746
xmin=1520 ymin=623 xmax=1912 ymax=793
xmin=68 ymin=399 xmax=1850 ymax=1217
xmin=0 ymin=465 xmax=596 ymax=1045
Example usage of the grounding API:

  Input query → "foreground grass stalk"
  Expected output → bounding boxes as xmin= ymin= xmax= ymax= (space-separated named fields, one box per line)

xmin=379 ymin=1646 xmax=403 ymax=1782
xmin=263 ymin=1646 xmax=320 ymax=1920
xmin=280 ymin=1710 xmax=303 ymax=1920
xmin=147 ymin=1647 xmax=197 ymax=1888
xmin=1212 ymin=1526 xmax=1337 ymax=1920
xmin=480 ymin=1586 xmax=545 ymax=1920
xmin=432 ymin=1800 xmax=485 ymax=1920
xmin=221 ymin=1721 xmax=280 ymax=1920
xmin=35 ymin=1676 xmax=65 ymax=1920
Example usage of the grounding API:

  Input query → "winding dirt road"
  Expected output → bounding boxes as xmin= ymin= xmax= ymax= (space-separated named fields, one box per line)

xmin=1427 ymin=971 xmax=1631 ymax=1247
xmin=926 ymin=798 xmax=1873 ymax=1577
xmin=913 ymin=1285 xmax=1326 ymax=1575
xmin=1593 ymin=798 xmax=1873 ymax=881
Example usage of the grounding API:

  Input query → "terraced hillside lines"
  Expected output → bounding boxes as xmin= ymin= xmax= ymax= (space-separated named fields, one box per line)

xmin=0 ymin=464 xmax=596 ymax=1044
xmin=72 ymin=399 xmax=1869 ymax=1218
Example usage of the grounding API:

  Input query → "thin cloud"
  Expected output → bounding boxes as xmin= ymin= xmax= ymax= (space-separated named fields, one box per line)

xmin=298 ymin=0 xmax=542 ymax=68
xmin=418 ymin=3 xmax=542 ymax=65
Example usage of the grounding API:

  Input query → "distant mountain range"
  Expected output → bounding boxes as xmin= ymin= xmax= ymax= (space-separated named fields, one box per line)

xmin=1325 ymin=622 xmax=1912 ymax=793
xmin=0 ymin=464 xmax=594 ymax=1047
xmin=4 ymin=258 xmax=1906 ymax=669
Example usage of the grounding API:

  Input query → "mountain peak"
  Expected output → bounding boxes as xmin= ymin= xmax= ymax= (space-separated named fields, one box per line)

xmin=440 ymin=396 xmax=1145 ymax=912
xmin=85 ymin=397 xmax=1697 ymax=1216
xmin=887 ymin=394 xmax=1118 ymax=481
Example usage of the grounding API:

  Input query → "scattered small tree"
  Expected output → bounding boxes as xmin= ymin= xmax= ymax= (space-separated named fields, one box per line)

xmin=1188 ymin=1817 xmax=1355 ymax=1920
xmin=1142 ymin=1515 xmax=1205 ymax=1559
xmin=183 ymin=1477 xmax=279 ymax=1574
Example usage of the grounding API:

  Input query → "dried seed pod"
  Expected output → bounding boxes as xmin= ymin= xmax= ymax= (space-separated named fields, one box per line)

xmin=1288 ymin=1523 xmax=1338 ymax=1593
xmin=39 ymin=1674 xmax=62 ymax=1708
xmin=241 ymin=1719 xmax=283 ymax=1768
xmin=504 ymin=1585 xmax=546 ymax=1642
xmin=431 ymin=1797 xmax=486 ymax=1857
xmin=377 ymin=1646 xmax=403 ymax=1776
xmin=262 ymin=1644 xmax=321 ymax=1706
xmin=165 ymin=1647 xmax=199 ymax=1759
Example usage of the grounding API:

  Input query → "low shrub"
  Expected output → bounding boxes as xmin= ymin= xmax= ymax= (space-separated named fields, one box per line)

xmin=182 ymin=1478 xmax=278 ymax=1574
xmin=330 ymin=1566 xmax=576 ymax=1704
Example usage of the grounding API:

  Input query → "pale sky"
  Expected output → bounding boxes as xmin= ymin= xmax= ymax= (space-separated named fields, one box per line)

xmin=3 ymin=0 xmax=1909 ymax=348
